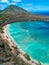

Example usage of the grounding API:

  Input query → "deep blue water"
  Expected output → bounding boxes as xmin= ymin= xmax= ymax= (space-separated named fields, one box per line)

xmin=32 ymin=12 xmax=49 ymax=16
xmin=8 ymin=21 xmax=49 ymax=65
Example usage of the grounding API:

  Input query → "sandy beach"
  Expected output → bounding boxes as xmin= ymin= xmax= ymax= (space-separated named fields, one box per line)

xmin=1 ymin=24 xmax=42 ymax=65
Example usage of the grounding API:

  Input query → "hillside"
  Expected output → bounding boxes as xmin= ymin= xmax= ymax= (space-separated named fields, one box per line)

xmin=0 ymin=5 xmax=48 ymax=65
xmin=1 ymin=5 xmax=29 ymax=15
xmin=0 ymin=5 xmax=49 ymax=27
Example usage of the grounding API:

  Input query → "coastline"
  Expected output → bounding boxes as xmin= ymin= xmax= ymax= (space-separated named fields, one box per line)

xmin=2 ymin=24 xmax=49 ymax=65
xmin=3 ymin=24 xmax=40 ymax=65
xmin=7 ymin=25 xmax=39 ymax=64
xmin=7 ymin=25 xmax=26 ymax=54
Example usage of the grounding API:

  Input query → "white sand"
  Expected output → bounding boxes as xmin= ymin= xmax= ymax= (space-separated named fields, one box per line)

xmin=1 ymin=24 xmax=42 ymax=65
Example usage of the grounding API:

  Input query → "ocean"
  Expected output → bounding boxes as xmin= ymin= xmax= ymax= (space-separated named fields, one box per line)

xmin=8 ymin=21 xmax=49 ymax=65
xmin=33 ymin=12 xmax=49 ymax=16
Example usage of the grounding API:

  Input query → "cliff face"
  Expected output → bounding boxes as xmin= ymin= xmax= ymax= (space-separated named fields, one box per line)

xmin=0 ymin=5 xmax=49 ymax=27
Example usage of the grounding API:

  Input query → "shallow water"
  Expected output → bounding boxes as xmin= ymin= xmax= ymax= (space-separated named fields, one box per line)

xmin=8 ymin=21 xmax=49 ymax=64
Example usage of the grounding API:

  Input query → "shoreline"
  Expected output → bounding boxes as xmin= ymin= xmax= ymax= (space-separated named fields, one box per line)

xmin=7 ymin=25 xmax=39 ymax=63
xmin=7 ymin=24 xmax=39 ymax=62
xmin=7 ymin=27 xmax=25 ymax=54
xmin=2 ymin=24 xmax=49 ymax=65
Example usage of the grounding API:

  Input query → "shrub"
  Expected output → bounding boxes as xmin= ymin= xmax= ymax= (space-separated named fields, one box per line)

xmin=24 ymin=54 xmax=30 ymax=60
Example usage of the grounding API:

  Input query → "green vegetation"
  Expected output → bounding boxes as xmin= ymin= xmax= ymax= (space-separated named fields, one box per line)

xmin=24 ymin=54 xmax=31 ymax=60
xmin=0 ymin=38 xmax=12 ymax=58
xmin=12 ymin=46 xmax=18 ymax=49
xmin=0 ymin=27 xmax=31 ymax=65
xmin=0 ymin=5 xmax=43 ymax=65
xmin=12 ymin=56 xmax=30 ymax=65
xmin=0 ymin=5 xmax=49 ymax=27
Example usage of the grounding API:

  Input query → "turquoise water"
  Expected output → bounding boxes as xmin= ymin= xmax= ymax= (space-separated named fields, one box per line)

xmin=8 ymin=21 xmax=49 ymax=64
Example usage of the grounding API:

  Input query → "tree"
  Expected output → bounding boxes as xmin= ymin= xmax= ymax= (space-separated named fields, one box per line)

xmin=24 ymin=54 xmax=30 ymax=60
